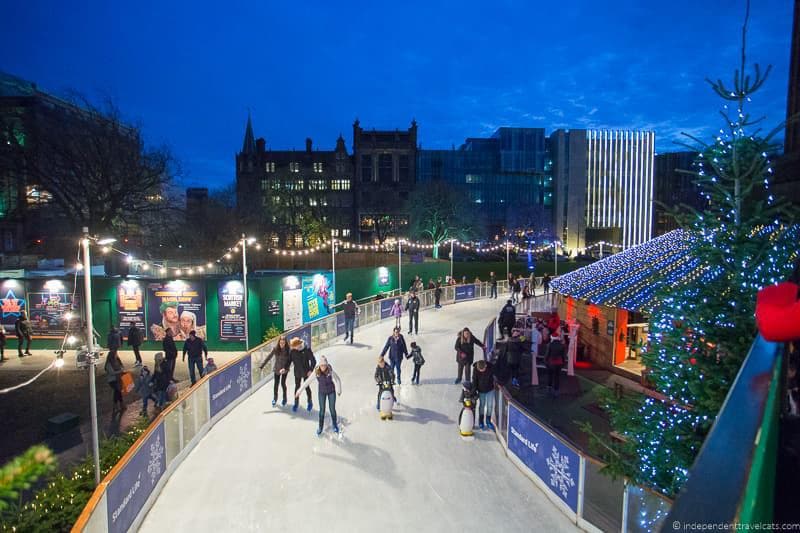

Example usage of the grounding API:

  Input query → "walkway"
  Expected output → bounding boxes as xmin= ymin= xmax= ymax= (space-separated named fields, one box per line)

xmin=139 ymin=298 xmax=578 ymax=532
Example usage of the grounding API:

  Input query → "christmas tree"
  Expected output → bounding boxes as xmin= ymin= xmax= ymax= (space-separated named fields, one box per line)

xmin=595 ymin=2 xmax=799 ymax=497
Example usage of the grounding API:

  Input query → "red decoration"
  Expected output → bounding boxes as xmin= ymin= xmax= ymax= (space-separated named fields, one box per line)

xmin=689 ymin=357 xmax=697 ymax=365
xmin=755 ymin=282 xmax=800 ymax=342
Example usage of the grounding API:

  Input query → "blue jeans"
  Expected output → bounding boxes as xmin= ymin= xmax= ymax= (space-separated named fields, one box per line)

xmin=478 ymin=391 xmax=495 ymax=419
xmin=318 ymin=390 xmax=337 ymax=429
xmin=391 ymin=358 xmax=402 ymax=383
xmin=156 ymin=389 xmax=167 ymax=408
xmin=188 ymin=356 xmax=204 ymax=385
xmin=491 ymin=285 xmax=497 ymax=298
xmin=344 ymin=317 xmax=355 ymax=340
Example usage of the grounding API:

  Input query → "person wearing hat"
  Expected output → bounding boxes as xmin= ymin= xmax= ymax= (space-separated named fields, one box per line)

xmin=289 ymin=337 xmax=316 ymax=412
xmin=544 ymin=328 xmax=566 ymax=397
xmin=296 ymin=355 xmax=342 ymax=435
xmin=151 ymin=301 xmax=180 ymax=341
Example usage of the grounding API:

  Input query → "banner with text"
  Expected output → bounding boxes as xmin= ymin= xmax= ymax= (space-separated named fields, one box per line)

xmin=105 ymin=422 xmax=166 ymax=533
xmin=455 ymin=284 xmax=476 ymax=302
xmin=218 ymin=280 xmax=246 ymax=341
xmin=28 ymin=279 xmax=80 ymax=338
xmin=301 ymin=273 xmax=334 ymax=324
xmin=147 ymin=281 xmax=206 ymax=342
xmin=507 ymin=403 xmax=579 ymax=512
xmin=117 ymin=281 xmax=146 ymax=339
xmin=380 ymin=298 xmax=395 ymax=320
xmin=209 ymin=357 xmax=252 ymax=418
xmin=0 ymin=279 xmax=26 ymax=335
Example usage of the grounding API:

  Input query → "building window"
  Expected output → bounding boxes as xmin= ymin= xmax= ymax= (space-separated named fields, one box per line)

xmin=261 ymin=179 xmax=268 ymax=190
xmin=265 ymin=162 xmax=275 ymax=172
xmin=271 ymin=235 xmax=279 ymax=246
xmin=309 ymin=179 xmax=327 ymax=190
xmin=342 ymin=229 xmax=351 ymax=237
xmin=361 ymin=155 xmax=372 ymax=181
xmin=290 ymin=162 xmax=300 ymax=173
xmin=309 ymin=198 xmax=318 ymax=206
xmin=313 ymin=162 xmax=324 ymax=173
xmin=331 ymin=179 xmax=350 ymax=190
xmin=398 ymin=154 xmax=409 ymax=182
xmin=294 ymin=234 xmax=304 ymax=247
xmin=336 ymin=162 xmax=344 ymax=173
xmin=26 ymin=185 xmax=52 ymax=205
xmin=379 ymin=154 xmax=393 ymax=182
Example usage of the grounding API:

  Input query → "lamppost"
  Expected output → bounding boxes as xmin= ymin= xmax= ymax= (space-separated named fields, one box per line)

xmin=599 ymin=241 xmax=604 ymax=259
xmin=330 ymin=229 xmax=336 ymax=304
xmin=449 ymin=239 xmax=454 ymax=280
xmin=241 ymin=234 xmax=255 ymax=351
xmin=397 ymin=239 xmax=402 ymax=293
xmin=506 ymin=240 xmax=510 ymax=281
xmin=554 ymin=240 xmax=559 ymax=276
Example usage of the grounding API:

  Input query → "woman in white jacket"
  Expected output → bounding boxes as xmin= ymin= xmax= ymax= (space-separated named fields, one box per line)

xmin=296 ymin=356 xmax=342 ymax=436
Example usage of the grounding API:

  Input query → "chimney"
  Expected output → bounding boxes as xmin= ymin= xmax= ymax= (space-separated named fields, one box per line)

xmin=306 ymin=138 xmax=313 ymax=153
xmin=256 ymin=138 xmax=266 ymax=153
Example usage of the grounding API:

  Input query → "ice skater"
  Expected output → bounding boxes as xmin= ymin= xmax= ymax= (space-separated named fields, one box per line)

xmin=454 ymin=327 xmax=484 ymax=384
xmin=289 ymin=337 xmax=316 ymax=412
xmin=472 ymin=359 xmax=496 ymax=430
xmin=374 ymin=356 xmax=396 ymax=412
xmin=342 ymin=292 xmax=359 ymax=344
xmin=380 ymin=327 xmax=408 ymax=384
xmin=297 ymin=356 xmax=342 ymax=435
xmin=409 ymin=341 xmax=425 ymax=385
xmin=260 ymin=335 xmax=291 ymax=406
xmin=390 ymin=299 xmax=403 ymax=329
xmin=405 ymin=291 xmax=420 ymax=334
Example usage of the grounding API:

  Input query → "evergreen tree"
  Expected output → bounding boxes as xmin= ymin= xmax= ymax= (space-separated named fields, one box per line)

xmin=594 ymin=2 xmax=799 ymax=497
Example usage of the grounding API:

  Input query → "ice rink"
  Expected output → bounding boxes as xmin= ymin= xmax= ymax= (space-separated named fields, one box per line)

xmin=139 ymin=298 xmax=578 ymax=532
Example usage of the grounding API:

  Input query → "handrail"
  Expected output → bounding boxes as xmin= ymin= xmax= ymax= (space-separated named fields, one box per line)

xmin=664 ymin=334 xmax=784 ymax=527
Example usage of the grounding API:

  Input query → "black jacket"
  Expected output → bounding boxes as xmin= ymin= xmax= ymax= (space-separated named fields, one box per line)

xmin=454 ymin=335 xmax=485 ymax=364
xmin=472 ymin=362 xmax=495 ymax=393
xmin=503 ymin=338 xmax=523 ymax=365
xmin=290 ymin=347 xmax=316 ymax=377
xmin=499 ymin=304 xmax=516 ymax=327
xmin=127 ymin=326 xmax=143 ymax=347
xmin=545 ymin=339 xmax=566 ymax=366
xmin=153 ymin=361 xmax=171 ymax=391
xmin=261 ymin=343 xmax=291 ymax=372
xmin=374 ymin=364 xmax=395 ymax=385
xmin=182 ymin=336 xmax=208 ymax=359
xmin=342 ymin=300 xmax=358 ymax=319
xmin=163 ymin=336 xmax=178 ymax=360
xmin=380 ymin=335 xmax=408 ymax=363
xmin=107 ymin=330 xmax=122 ymax=351
xmin=490 ymin=275 xmax=497 ymax=287
xmin=405 ymin=296 xmax=420 ymax=313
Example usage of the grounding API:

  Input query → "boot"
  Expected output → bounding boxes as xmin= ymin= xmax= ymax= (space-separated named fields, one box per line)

xmin=316 ymin=426 xmax=323 ymax=436
xmin=307 ymin=401 xmax=313 ymax=412
xmin=272 ymin=399 xmax=277 ymax=407
xmin=486 ymin=416 xmax=495 ymax=431
xmin=478 ymin=414 xmax=485 ymax=430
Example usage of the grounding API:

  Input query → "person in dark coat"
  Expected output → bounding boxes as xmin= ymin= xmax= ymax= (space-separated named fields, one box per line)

xmin=261 ymin=335 xmax=291 ymax=406
xmin=289 ymin=337 xmax=316 ymax=412
xmin=542 ymin=273 xmax=552 ymax=294
xmin=15 ymin=312 xmax=32 ymax=357
xmin=374 ymin=356 xmax=396 ymax=409
xmin=182 ymin=330 xmax=208 ymax=386
xmin=162 ymin=328 xmax=178 ymax=383
xmin=504 ymin=333 xmax=523 ymax=387
xmin=454 ymin=328 xmax=485 ymax=384
xmin=380 ymin=327 xmax=408 ymax=384
xmin=489 ymin=272 xmax=498 ymax=299
xmin=152 ymin=352 xmax=170 ymax=409
xmin=0 ymin=328 xmax=6 ymax=362
xmin=107 ymin=327 xmax=122 ymax=358
xmin=406 ymin=291 xmax=420 ymax=335
xmin=127 ymin=324 xmax=143 ymax=366
xmin=342 ymin=292 xmax=359 ymax=344
xmin=434 ymin=282 xmax=443 ymax=309
xmin=498 ymin=300 xmax=516 ymax=339
xmin=512 ymin=277 xmax=522 ymax=304
xmin=472 ymin=359 xmax=496 ymax=430
xmin=545 ymin=329 xmax=566 ymax=397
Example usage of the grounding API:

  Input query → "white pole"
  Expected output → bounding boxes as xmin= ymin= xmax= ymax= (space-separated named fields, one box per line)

xmin=554 ymin=241 xmax=558 ymax=276
xmin=331 ymin=229 xmax=336 ymax=304
xmin=82 ymin=228 xmax=101 ymax=486
xmin=242 ymin=233 xmax=250 ymax=351
xmin=449 ymin=239 xmax=454 ymax=280
xmin=506 ymin=240 xmax=510 ymax=281
xmin=398 ymin=240 xmax=402 ymax=293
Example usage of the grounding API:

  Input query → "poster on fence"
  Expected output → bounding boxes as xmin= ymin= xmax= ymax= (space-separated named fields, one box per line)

xmin=507 ymin=403 xmax=579 ymax=512
xmin=380 ymin=298 xmax=395 ymax=320
xmin=455 ymin=284 xmax=476 ymax=301
xmin=105 ymin=422 xmax=166 ymax=533
xmin=0 ymin=279 xmax=26 ymax=335
xmin=218 ymin=280 xmax=246 ymax=341
xmin=117 ymin=280 xmax=146 ymax=339
xmin=301 ymin=273 xmax=334 ymax=324
xmin=147 ymin=281 xmax=206 ymax=341
xmin=28 ymin=279 xmax=80 ymax=337
xmin=209 ymin=357 xmax=252 ymax=418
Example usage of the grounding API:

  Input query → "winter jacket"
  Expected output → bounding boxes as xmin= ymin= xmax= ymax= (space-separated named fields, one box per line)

xmin=15 ymin=318 xmax=31 ymax=338
xmin=107 ymin=330 xmax=122 ymax=351
xmin=290 ymin=346 xmax=316 ymax=378
xmin=299 ymin=365 xmax=342 ymax=396
xmin=162 ymin=336 xmax=178 ymax=360
xmin=153 ymin=361 xmax=171 ymax=392
xmin=261 ymin=343 xmax=291 ymax=373
xmin=390 ymin=303 xmax=403 ymax=318
xmin=499 ymin=304 xmax=516 ymax=328
xmin=380 ymin=334 xmax=408 ymax=363
xmin=472 ymin=362 xmax=495 ymax=393
xmin=434 ymin=284 xmax=442 ymax=297
xmin=410 ymin=346 xmax=425 ymax=366
xmin=490 ymin=275 xmax=497 ymax=287
xmin=454 ymin=334 xmax=485 ymax=364
xmin=542 ymin=275 xmax=551 ymax=288
xmin=104 ymin=354 xmax=124 ymax=383
xmin=127 ymin=326 xmax=143 ymax=347
xmin=503 ymin=338 xmax=523 ymax=366
xmin=405 ymin=296 xmax=420 ymax=314
xmin=182 ymin=336 xmax=208 ymax=359
xmin=513 ymin=280 xmax=521 ymax=293
xmin=545 ymin=339 xmax=566 ymax=367
xmin=342 ymin=300 xmax=358 ymax=319
xmin=374 ymin=364 xmax=395 ymax=385
xmin=135 ymin=368 xmax=153 ymax=397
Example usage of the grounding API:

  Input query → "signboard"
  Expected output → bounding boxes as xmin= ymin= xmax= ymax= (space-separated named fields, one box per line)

xmin=218 ymin=280 xmax=246 ymax=341
xmin=455 ymin=284 xmax=476 ymax=302
xmin=606 ymin=320 xmax=615 ymax=336
xmin=0 ymin=279 xmax=26 ymax=335
xmin=379 ymin=298 xmax=395 ymax=320
xmin=28 ymin=279 xmax=80 ymax=338
xmin=209 ymin=357 xmax=252 ymax=418
xmin=378 ymin=267 xmax=390 ymax=287
xmin=267 ymin=300 xmax=280 ymax=316
xmin=117 ymin=280 xmax=145 ymax=339
xmin=105 ymin=422 xmax=166 ymax=533
xmin=507 ymin=404 xmax=579 ymax=512
xmin=287 ymin=325 xmax=311 ymax=350
xmin=282 ymin=275 xmax=302 ymax=330
xmin=301 ymin=273 xmax=334 ymax=324
xmin=483 ymin=318 xmax=495 ymax=361
xmin=147 ymin=281 xmax=206 ymax=341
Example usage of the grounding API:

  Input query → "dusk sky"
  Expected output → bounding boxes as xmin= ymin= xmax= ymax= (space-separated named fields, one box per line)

xmin=1 ymin=1 xmax=792 ymax=189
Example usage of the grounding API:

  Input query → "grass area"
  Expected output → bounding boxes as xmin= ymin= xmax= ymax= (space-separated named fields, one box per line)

xmin=450 ymin=259 xmax=594 ymax=282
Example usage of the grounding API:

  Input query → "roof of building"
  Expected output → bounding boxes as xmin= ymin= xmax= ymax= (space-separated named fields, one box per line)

xmin=0 ymin=71 xmax=39 ymax=98
xmin=550 ymin=229 xmax=702 ymax=311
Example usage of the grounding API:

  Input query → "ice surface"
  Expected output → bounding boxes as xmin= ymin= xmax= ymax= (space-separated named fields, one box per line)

xmin=139 ymin=299 xmax=578 ymax=532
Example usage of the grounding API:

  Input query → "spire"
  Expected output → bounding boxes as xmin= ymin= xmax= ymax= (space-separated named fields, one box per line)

xmin=242 ymin=113 xmax=256 ymax=154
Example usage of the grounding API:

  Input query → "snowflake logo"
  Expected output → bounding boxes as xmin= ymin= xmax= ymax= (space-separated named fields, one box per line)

xmin=545 ymin=445 xmax=575 ymax=499
xmin=147 ymin=435 xmax=164 ymax=484
xmin=236 ymin=365 xmax=249 ymax=392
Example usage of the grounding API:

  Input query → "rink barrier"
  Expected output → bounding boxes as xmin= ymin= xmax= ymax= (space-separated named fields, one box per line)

xmin=489 ymin=318 xmax=673 ymax=533
xmin=72 ymin=280 xmax=513 ymax=532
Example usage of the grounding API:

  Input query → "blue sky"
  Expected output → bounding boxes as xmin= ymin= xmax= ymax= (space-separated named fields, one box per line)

xmin=1 ymin=0 xmax=792 ymax=188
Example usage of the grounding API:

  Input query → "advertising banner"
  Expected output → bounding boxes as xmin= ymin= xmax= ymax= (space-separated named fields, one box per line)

xmin=336 ymin=312 xmax=359 ymax=336
xmin=28 ymin=279 xmax=80 ymax=338
xmin=379 ymin=298 xmax=395 ymax=320
xmin=483 ymin=318 xmax=495 ymax=361
xmin=301 ymin=273 xmax=334 ymax=324
xmin=282 ymin=275 xmax=302 ymax=331
xmin=105 ymin=422 xmax=166 ymax=533
xmin=218 ymin=280 xmax=246 ymax=341
xmin=507 ymin=404 xmax=579 ymax=512
xmin=287 ymin=324 xmax=312 ymax=350
xmin=147 ymin=281 xmax=206 ymax=341
xmin=0 ymin=279 xmax=26 ymax=335
xmin=209 ymin=357 xmax=252 ymax=418
xmin=117 ymin=280 xmax=146 ymax=339
xmin=455 ymin=284 xmax=476 ymax=302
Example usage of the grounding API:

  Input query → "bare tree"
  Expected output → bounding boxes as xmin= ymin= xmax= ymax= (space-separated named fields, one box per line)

xmin=406 ymin=181 xmax=481 ymax=258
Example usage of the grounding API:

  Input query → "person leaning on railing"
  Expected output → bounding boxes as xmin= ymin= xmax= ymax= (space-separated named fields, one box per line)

xmin=260 ymin=335 xmax=291 ymax=407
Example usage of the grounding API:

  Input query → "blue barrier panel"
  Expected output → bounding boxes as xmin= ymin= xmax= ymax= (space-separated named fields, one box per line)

xmin=209 ymin=357 xmax=252 ymax=418
xmin=455 ymin=284 xmax=476 ymax=301
xmin=106 ymin=422 xmax=166 ymax=533
xmin=336 ymin=313 xmax=345 ymax=336
xmin=507 ymin=403 xmax=579 ymax=512
xmin=287 ymin=325 xmax=312 ymax=349
xmin=380 ymin=299 xmax=395 ymax=319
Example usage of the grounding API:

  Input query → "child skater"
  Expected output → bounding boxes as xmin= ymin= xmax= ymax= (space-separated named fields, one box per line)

xmin=408 ymin=341 xmax=425 ymax=385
